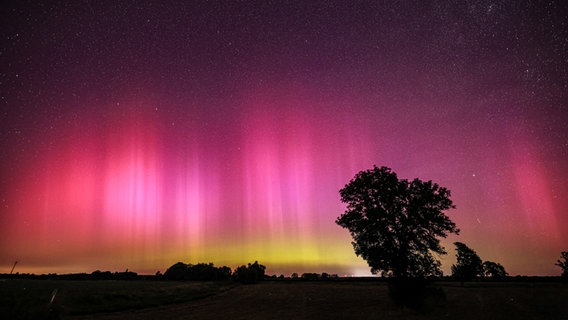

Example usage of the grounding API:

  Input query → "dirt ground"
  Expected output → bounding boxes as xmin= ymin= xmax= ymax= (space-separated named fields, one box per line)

xmin=66 ymin=281 xmax=568 ymax=320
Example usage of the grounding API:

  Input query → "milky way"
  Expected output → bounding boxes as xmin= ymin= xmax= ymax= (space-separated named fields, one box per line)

xmin=1 ymin=1 xmax=567 ymax=275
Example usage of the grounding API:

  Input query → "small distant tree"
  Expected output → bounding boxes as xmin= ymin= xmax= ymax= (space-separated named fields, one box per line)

xmin=556 ymin=251 xmax=568 ymax=278
xmin=218 ymin=266 xmax=232 ymax=280
xmin=91 ymin=270 xmax=112 ymax=280
xmin=482 ymin=261 xmax=508 ymax=279
xmin=291 ymin=273 xmax=299 ymax=279
xmin=301 ymin=273 xmax=320 ymax=280
xmin=249 ymin=261 xmax=266 ymax=279
xmin=163 ymin=262 xmax=188 ymax=280
xmin=451 ymin=242 xmax=483 ymax=281
xmin=233 ymin=261 xmax=266 ymax=284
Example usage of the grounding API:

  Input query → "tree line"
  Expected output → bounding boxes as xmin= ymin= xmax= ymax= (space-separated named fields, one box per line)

xmin=160 ymin=261 xmax=266 ymax=284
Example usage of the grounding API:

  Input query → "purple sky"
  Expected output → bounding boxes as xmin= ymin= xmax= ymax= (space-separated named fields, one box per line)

xmin=1 ymin=1 xmax=567 ymax=276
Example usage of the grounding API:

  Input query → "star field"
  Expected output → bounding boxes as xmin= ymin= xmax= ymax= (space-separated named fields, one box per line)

xmin=1 ymin=1 xmax=567 ymax=276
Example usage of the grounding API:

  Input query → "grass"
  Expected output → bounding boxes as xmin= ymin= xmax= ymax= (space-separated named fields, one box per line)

xmin=440 ymin=281 xmax=568 ymax=320
xmin=1 ymin=279 xmax=567 ymax=319
xmin=0 ymin=279 xmax=233 ymax=319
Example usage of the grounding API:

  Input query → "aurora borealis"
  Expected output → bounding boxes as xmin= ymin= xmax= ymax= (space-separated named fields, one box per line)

xmin=1 ymin=1 xmax=567 ymax=276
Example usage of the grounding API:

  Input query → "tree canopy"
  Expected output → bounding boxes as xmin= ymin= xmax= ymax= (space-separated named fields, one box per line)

xmin=451 ymin=242 xmax=483 ymax=281
xmin=556 ymin=251 xmax=568 ymax=278
xmin=163 ymin=262 xmax=231 ymax=281
xmin=482 ymin=261 xmax=508 ymax=279
xmin=336 ymin=166 xmax=459 ymax=278
xmin=233 ymin=261 xmax=266 ymax=283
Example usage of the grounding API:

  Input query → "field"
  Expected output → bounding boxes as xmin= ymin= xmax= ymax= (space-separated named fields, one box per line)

xmin=0 ymin=279 xmax=233 ymax=319
xmin=1 ymin=279 xmax=567 ymax=319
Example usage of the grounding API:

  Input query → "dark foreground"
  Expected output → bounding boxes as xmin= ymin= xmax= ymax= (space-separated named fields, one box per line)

xmin=2 ymin=279 xmax=567 ymax=319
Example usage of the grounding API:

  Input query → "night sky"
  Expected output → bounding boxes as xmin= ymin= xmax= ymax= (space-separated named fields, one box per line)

xmin=1 ymin=1 xmax=567 ymax=276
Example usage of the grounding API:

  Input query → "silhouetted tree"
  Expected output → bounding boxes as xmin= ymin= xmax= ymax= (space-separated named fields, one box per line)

xmin=163 ymin=262 xmax=232 ymax=281
xmin=233 ymin=261 xmax=266 ymax=284
xmin=218 ymin=266 xmax=232 ymax=280
xmin=482 ymin=261 xmax=508 ymax=279
xmin=556 ymin=251 xmax=568 ymax=278
xmin=91 ymin=270 xmax=112 ymax=280
xmin=189 ymin=263 xmax=216 ymax=280
xmin=163 ymin=262 xmax=189 ymax=280
xmin=451 ymin=242 xmax=483 ymax=281
xmin=301 ymin=273 xmax=320 ymax=280
xmin=291 ymin=273 xmax=299 ymax=279
xmin=336 ymin=166 xmax=459 ymax=278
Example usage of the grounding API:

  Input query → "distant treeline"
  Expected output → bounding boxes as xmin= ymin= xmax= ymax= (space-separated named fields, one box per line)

xmin=160 ymin=261 xmax=266 ymax=283
xmin=287 ymin=272 xmax=340 ymax=280
xmin=0 ymin=261 xmax=266 ymax=283
xmin=1 ymin=269 xmax=565 ymax=283
xmin=0 ymin=270 xmax=141 ymax=280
